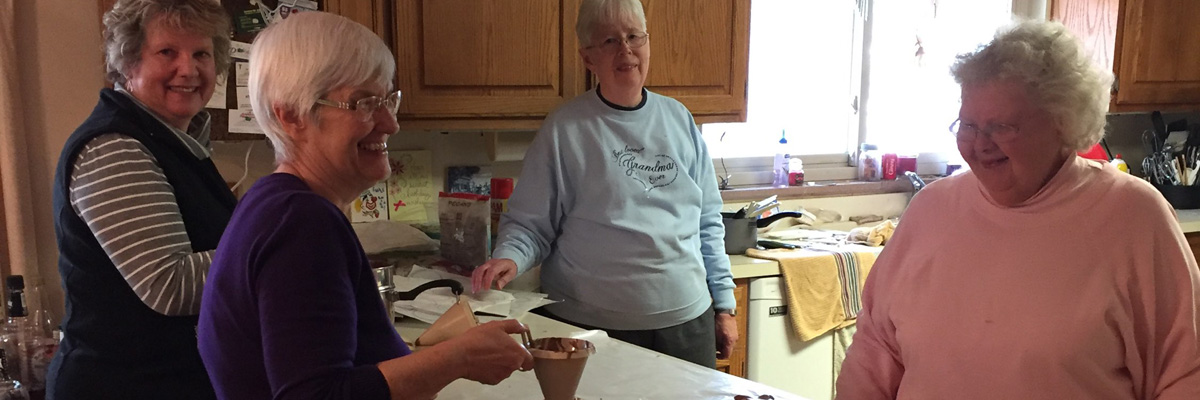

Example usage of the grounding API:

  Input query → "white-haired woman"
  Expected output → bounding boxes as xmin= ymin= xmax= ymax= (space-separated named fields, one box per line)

xmin=471 ymin=0 xmax=737 ymax=368
xmin=197 ymin=12 xmax=533 ymax=400
xmin=49 ymin=0 xmax=233 ymax=398
xmin=836 ymin=20 xmax=1200 ymax=398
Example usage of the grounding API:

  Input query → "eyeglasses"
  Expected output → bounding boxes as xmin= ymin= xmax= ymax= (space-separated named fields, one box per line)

xmin=949 ymin=119 xmax=1021 ymax=143
xmin=315 ymin=90 xmax=402 ymax=121
xmin=587 ymin=32 xmax=649 ymax=53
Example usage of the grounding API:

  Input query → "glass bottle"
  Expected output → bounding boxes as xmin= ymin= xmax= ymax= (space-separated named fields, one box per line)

xmin=0 ymin=277 xmax=25 ymax=390
xmin=22 ymin=281 xmax=53 ymax=398
xmin=0 ymin=349 xmax=28 ymax=400
xmin=857 ymin=143 xmax=881 ymax=181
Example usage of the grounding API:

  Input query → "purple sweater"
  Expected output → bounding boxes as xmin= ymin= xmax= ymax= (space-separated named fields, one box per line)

xmin=199 ymin=173 xmax=410 ymax=399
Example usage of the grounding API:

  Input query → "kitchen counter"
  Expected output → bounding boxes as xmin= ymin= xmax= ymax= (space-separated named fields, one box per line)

xmin=730 ymin=209 xmax=1200 ymax=279
xmin=395 ymin=313 xmax=806 ymax=400
xmin=1177 ymin=209 xmax=1200 ymax=233
xmin=730 ymin=254 xmax=782 ymax=279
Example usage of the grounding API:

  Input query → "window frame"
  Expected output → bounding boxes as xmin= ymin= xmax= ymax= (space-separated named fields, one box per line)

xmin=708 ymin=0 xmax=1048 ymax=188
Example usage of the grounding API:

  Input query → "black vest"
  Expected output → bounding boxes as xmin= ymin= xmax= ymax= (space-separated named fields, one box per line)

xmin=47 ymin=89 xmax=234 ymax=399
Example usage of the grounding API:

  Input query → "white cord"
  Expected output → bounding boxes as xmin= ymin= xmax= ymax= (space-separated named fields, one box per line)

xmin=231 ymin=142 xmax=255 ymax=193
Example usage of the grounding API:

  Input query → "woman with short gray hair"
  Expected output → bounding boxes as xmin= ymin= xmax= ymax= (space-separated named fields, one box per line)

xmin=198 ymin=12 xmax=534 ymax=400
xmin=49 ymin=0 xmax=233 ymax=398
xmin=836 ymin=20 xmax=1200 ymax=398
xmin=473 ymin=0 xmax=738 ymax=369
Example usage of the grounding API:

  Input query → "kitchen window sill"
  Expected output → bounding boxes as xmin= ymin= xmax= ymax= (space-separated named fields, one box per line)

xmin=719 ymin=176 xmax=940 ymax=202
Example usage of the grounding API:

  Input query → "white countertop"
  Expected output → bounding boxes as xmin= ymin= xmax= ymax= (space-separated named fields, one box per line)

xmin=1177 ymin=209 xmax=1200 ymax=233
xmin=396 ymin=313 xmax=807 ymax=400
xmin=730 ymin=254 xmax=781 ymax=279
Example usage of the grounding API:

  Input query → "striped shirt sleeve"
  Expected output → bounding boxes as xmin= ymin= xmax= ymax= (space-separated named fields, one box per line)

xmin=68 ymin=133 xmax=212 ymax=316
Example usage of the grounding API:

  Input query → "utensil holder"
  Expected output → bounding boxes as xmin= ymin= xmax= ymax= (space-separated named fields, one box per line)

xmin=1154 ymin=184 xmax=1200 ymax=209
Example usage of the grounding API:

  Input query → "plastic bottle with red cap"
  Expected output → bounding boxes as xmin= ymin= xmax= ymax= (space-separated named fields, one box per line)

xmin=489 ymin=178 xmax=514 ymax=239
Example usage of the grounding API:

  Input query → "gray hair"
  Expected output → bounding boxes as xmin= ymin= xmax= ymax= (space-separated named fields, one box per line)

xmin=102 ymin=0 xmax=232 ymax=86
xmin=951 ymin=20 xmax=1113 ymax=152
xmin=249 ymin=11 xmax=395 ymax=164
xmin=576 ymin=0 xmax=647 ymax=47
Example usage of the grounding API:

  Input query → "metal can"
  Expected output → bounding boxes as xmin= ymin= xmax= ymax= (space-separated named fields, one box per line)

xmin=882 ymin=153 xmax=899 ymax=180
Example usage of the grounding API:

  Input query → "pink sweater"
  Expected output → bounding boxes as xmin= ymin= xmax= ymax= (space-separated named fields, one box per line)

xmin=836 ymin=156 xmax=1200 ymax=399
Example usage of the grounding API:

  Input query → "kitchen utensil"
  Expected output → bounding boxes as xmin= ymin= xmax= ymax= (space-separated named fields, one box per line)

xmin=757 ymin=240 xmax=798 ymax=250
xmin=721 ymin=211 xmax=808 ymax=254
xmin=528 ymin=337 xmax=596 ymax=400
xmin=1154 ymin=183 xmax=1200 ymax=209
xmin=394 ymin=279 xmax=464 ymax=301
xmin=1152 ymin=111 xmax=1168 ymax=143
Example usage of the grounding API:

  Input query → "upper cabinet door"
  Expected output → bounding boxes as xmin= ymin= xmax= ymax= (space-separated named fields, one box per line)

xmin=1112 ymin=0 xmax=1200 ymax=110
xmin=393 ymin=0 xmax=586 ymax=129
xmin=639 ymin=0 xmax=750 ymax=124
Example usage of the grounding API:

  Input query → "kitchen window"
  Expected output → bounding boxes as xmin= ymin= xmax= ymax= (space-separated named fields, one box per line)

xmin=704 ymin=0 xmax=1044 ymax=186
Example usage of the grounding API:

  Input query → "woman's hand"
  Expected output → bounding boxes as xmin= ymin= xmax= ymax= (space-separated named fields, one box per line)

xmin=715 ymin=313 xmax=739 ymax=360
xmin=378 ymin=320 xmax=534 ymax=398
xmin=446 ymin=320 xmax=535 ymax=384
xmin=472 ymin=258 xmax=518 ymax=293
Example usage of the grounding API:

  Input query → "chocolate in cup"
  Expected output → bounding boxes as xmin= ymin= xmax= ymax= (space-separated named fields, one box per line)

xmin=528 ymin=337 xmax=596 ymax=400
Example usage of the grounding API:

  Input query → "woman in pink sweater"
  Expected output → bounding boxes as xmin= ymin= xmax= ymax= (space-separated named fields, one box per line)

xmin=836 ymin=20 xmax=1200 ymax=399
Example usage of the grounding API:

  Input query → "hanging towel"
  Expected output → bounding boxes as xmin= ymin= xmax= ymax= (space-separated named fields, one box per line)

xmin=747 ymin=246 xmax=879 ymax=341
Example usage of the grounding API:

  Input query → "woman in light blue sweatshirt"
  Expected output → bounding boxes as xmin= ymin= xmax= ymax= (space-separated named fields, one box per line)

xmin=471 ymin=0 xmax=736 ymax=368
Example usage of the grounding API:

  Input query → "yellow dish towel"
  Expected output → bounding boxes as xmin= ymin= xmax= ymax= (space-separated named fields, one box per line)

xmin=746 ymin=247 xmax=878 ymax=342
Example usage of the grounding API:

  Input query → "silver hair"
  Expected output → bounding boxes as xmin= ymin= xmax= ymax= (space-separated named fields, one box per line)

xmin=576 ymin=0 xmax=647 ymax=47
xmin=951 ymin=20 xmax=1113 ymax=152
xmin=248 ymin=11 xmax=395 ymax=164
xmin=102 ymin=0 xmax=232 ymax=86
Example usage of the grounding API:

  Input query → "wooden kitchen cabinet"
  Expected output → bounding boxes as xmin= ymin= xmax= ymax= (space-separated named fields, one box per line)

xmin=716 ymin=278 xmax=750 ymax=378
xmin=632 ymin=0 xmax=751 ymax=124
xmin=1053 ymin=0 xmax=1200 ymax=112
xmin=390 ymin=0 xmax=588 ymax=131
xmin=388 ymin=0 xmax=749 ymax=130
xmin=1186 ymin=232 xmax=1200 ymax=260
xmin=324 ymin=0 xmax=392 ymax=47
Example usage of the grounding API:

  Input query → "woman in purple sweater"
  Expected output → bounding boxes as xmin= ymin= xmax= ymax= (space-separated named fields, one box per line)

xmin=197 ymin=12 xmax=533 ymax=400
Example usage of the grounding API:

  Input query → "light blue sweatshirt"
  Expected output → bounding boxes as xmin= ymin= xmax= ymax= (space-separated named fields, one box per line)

xmin=492 ymin=88 xmax=734 ymax=330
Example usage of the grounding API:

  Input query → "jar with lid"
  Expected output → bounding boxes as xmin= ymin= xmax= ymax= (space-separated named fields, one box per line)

xmin=858 ymin=144 xmax=881 ymax=181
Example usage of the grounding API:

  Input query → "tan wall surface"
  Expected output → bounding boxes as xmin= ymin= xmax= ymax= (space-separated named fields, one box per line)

xmin=14 ymin=0 xmax=106 ymax=319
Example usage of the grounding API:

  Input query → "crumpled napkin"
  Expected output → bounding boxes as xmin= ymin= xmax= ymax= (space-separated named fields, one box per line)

xmin=846 ymin=219 xmax=896 ymax=246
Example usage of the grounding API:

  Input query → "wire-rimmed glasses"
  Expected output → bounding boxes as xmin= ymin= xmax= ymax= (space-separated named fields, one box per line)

xmin=587 ymin=32 xmax=650 ymax=53
xmin=949 ymin=119 xmax=1020 ymax=143
xmin=315 ymin=90 xmax=402 ymax=121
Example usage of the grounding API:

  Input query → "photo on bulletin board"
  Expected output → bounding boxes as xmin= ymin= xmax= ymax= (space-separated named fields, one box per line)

xmin=446 ymin=166 xmax=492 ymax=196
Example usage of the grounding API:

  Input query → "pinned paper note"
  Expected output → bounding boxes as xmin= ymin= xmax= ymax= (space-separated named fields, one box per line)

xmin=236 ymin=86 xmax=252 ymax=110
xmin=273 ymin=0 xmax=318 ymax=23
xmin=230 ymin=41 xmax=252 ymax=60
xmin=235 ymin=62 xmax=249 ymax=86
xmin=352 ymin=181 xmax=389 ymax=223
xmin=227 ymin=108 xmax=263 ymax=134
xmin=205 ymin=77 xmax=228 ymax=109
xmin=386 ymin=151 xmax=437 ymax=224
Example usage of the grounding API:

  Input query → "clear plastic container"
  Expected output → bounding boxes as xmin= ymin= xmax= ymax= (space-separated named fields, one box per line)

xmin=772 ymin=131 xmax=789 ymax=187
xmin=858 ymin=144 xmax=881 ymax=181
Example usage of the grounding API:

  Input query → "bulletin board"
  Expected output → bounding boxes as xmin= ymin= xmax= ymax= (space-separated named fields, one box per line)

xmin=94 ymin=0 xmax=321 ymax=141
xmin=213 ymin=0 xmax=320 ymax=141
